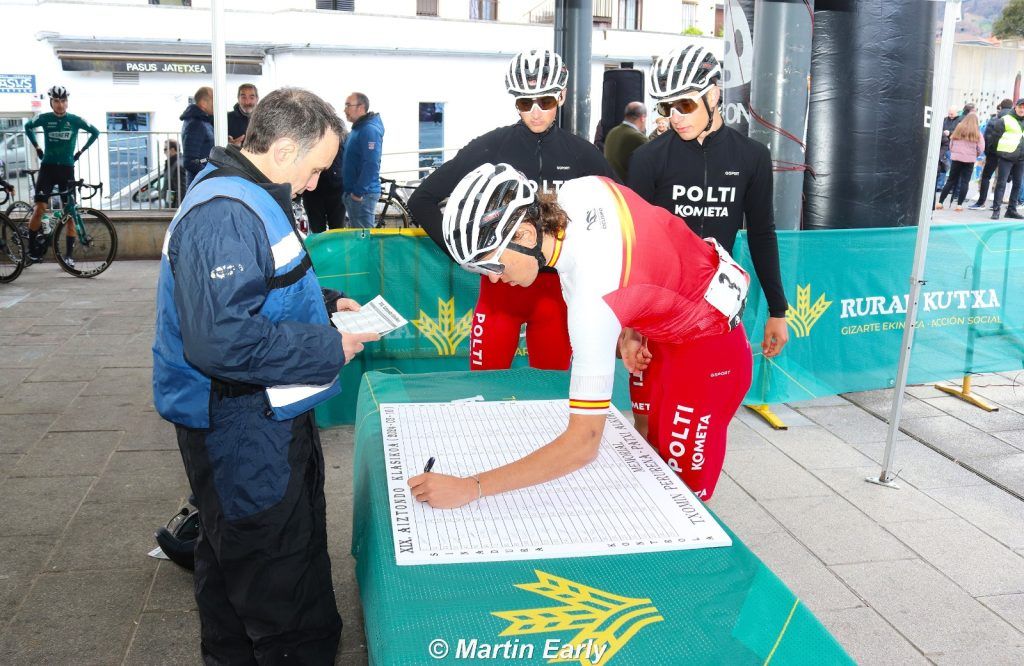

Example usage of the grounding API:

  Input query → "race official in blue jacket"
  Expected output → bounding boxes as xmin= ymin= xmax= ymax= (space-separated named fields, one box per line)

xmin=153 ymin=87 xmax=378 ymax=665
xmin=180 ymin=86 xmax=215 ymax=190
xmin=342 ymin=91 xmax=384 ymax=228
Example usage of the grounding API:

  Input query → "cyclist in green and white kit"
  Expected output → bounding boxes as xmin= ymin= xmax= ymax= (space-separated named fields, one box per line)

xmin=23 ymin=85 xmax=100 ymax=264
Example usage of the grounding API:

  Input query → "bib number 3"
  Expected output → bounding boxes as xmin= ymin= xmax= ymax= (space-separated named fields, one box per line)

xmin=703 ymin=238 xmax=750 ymax=330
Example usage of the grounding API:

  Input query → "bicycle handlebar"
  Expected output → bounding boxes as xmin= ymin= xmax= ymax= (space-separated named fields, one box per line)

xmin=54 ymin=180 xmax=103 ymax=201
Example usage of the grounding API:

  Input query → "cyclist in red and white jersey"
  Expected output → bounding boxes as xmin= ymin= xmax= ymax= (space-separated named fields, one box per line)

xmin=408 ymin=164 xmax=753 ymax=508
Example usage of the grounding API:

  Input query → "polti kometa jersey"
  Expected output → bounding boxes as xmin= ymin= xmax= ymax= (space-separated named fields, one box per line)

xmin=24 ymin=112 xmax=100 ymax=166
xmin=410 ymin=120 xmax=618 ymax=266
xmin=550 ymin=176 xmax=749 ymax=415
xmin=627 ymin=125 xmax=788 ymax=318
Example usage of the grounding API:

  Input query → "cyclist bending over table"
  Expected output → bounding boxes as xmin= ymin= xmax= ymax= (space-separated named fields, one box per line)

xmin=409 ymin=163 xmax=754 ymax=508
xmin=23 ymin=85 xmax=100 ymax=264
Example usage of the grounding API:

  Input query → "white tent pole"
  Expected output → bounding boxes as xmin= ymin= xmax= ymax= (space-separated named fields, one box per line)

xmin=211 ymin=0 xmax=229 ymax=147
xmin=869 ymin=0 xmax=961 ymax=489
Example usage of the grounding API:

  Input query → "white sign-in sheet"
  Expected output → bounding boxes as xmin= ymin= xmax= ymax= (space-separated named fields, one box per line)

xmin=382 ymin=400 xmax=732 ymax=566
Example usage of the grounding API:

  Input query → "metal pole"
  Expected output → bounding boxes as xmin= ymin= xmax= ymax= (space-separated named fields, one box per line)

xmin=554 ymin=0 xmax=592 ymax=138
xmin=211 ymin=0 xmax=229 ymax=147
xmin=869 ymin=0 xmax=960 ymax=489
xmin=748 ymin=0 xmax=813 ymax=231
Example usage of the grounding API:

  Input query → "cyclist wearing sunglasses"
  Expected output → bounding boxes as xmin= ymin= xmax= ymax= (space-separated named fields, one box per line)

xmin=408 ymin=163 xmax=752 ymax=508
xmin=626 ymin=45 xmax=788 ymax=438
xmin=409 ymin=49 xmax=616 ymax=372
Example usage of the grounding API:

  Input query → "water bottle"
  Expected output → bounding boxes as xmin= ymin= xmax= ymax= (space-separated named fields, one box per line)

xmin=40 ymin=212 xmax=53 ymax=234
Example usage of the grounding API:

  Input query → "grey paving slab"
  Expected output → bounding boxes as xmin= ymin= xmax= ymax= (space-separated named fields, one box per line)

xmin=0 ymin=344 xmax=58 ymax=369
xmin=123 ymin=610 xmax=201 ymax=666
xmin=705 ymin=473 xmax=784 ymax=538
xmin=48 ymin=394 xmax=153 ymax=431
xmin=0 ymin=453 xmax=20 ymax=477
xmin=924 ymin=395 xmax=1024 ymax=432
xmin=831 ymin=559 xmax=1024 ymax=655
xmin=80 ymin=366 xmax=155 ymax=397
xmin=0 ymin=568 xmax=152 ymax=664
xmin=741 ymin=531 xmax=862 ymax=613
xmin=815 ymin=606 xmax=929 ymax=666
xmin=118 ymin=413 xmax=180 ymax=452
xmin=793 ymin=404 xmax=915 ymax=445
xmin=0 ymin=317 xmax=35 ymax=334
xmin=927 ymin=643 xmax=1024 ymax=665
xmin=763 ymin=425 xmax=877 ymax=469
xmin=0 ymin=330 xmax=74 ymax=346
xmin=723 ymin=419 xmax=770 ymax=452
xmin=86 ymin=450 xmax=189 ymax=504
xmin=0 ymin=575 xmax=33 ymax=623
xmin=53 ymin=332 xmax=136 ymax=357
xmin=968 ymin=453 xmax=1024 ymax=495
xmin=996 ymin=428 xmax=1024 ymax=451
xmin=145 ymin=560 xmax=197 ymax=613
xmin=0 ymin=413 xmax=55 ymax=454
xmin=0 ymin=476 xmax=94 ymax=536
xmin=23 ymin=354 xmax=106 ymax=382
xmin=0 ymin=379 xmax=86 ymax=415
xmin=882 ymin=441 xmax=993 ymax=489
xmin=887 ymin=518 xmax=1024 ymax=597
xmin=972 ymin=383 xmax=1024 ymax=410
xmin=84 ymin=315 xmax=158 ymax=335
xmin=813 ymin=466 xmax=958 ymax=525
xmin=788 ymin=395 xmax=851 ymax=408
xmin=844 ymin=389 xmax=948 ymax=420
xmin=47 ymin=499 xmax=176 ymax=572
xmin=980 ymin=593 xmax=1024 ymax=634
xmin=760 ymin=495 xmax=914 ymax=565
xmin=899 ymin=414 xmax=1021 ymax=460
xmin=11 ymin=430 xmax=121 ymax=477
xmin=0 ymin=535 xmax=59 ymax=576
xmin=721 ymin=448 xmax=833 ymax=500
xmin=925 ymin=485 xmax=1024 ymax=549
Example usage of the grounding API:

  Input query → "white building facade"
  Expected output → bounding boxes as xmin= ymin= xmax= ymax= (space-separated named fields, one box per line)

xmin=2 ymin=0 xmax=721 ymax=190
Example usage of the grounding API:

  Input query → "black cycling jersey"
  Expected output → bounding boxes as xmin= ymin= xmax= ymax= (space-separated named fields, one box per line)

xmin=627 ymin=124 xmax=788 ymax=318
xmin=409 ymin=120 xmax=617 ymax=271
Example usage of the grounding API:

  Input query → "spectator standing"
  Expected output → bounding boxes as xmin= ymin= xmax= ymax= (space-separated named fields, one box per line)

xmin=648 ymin=115 xmax=669 ymax=140
xmin=342 ymin=92 xmax=383 ymax=228
xmin=971 ymin=98 xmax=1014 ymax=209
xmin=153 ymin=87 xmax=378 ymax=664
xmin=159 ymin=139 xmax=187 ymax=208
xmin=603 ymin=101 xmax=649 ymax=182
xmin=227 ymin=83 xmax=258 ymax=147
xmin=303 ymin=124 xmax=347 ymax=232
xmin=180 ymin=86 xmax=215 ymax=190
xmin=935 ymin=113 xmax=984 ymax=212
xmin=989 ymin=98 xmax=1024 ymax=220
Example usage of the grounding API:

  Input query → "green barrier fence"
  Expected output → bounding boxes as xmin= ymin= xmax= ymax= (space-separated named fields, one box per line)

xmin=352 ymin=369 xmax=854 ymax=665
xmin=312 ymin=224 xmax=1024 ymax=426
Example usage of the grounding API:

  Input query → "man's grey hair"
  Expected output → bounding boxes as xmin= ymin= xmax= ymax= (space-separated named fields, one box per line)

xmin=351 ymin=92 xmax=370 ymax=112
xmin=244 ymin=87 xmax=344 ymax=155
xmin=237 ymin=83 xmax=258 ymax=97
xmin=624 ymin=101 xmax=646 ymax=121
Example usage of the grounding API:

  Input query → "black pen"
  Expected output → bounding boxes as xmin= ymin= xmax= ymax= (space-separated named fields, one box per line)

xmin=423 ymin=456 xmax=436 ymax=473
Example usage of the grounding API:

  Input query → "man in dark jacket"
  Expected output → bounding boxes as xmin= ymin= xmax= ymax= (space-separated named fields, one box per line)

xmin=970 ymin=98 xmax=1013 ymax=209
xmin=988 ymin=98 xmax=1024 ymax=220
xmin=158 ymin=138 xmax=187 ymax=208
xmin=227 ymin=83 xmax=258 ymax=147
xmin=154 ymin=87 xmax=378 ymax=664
xmin=342 ymin=92 xmax=384 ymax=228
xmin=180 ymin=86 xmax=215 ymax=190
xmin=302 ymin=133 xmax=346 ymax=232
xmin=603 ymin=101 xmax=648 ymax=181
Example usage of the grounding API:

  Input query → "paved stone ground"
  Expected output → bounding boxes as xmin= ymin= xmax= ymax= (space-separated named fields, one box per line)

xmin=2 ymin=260 xmax=1023 ymax=665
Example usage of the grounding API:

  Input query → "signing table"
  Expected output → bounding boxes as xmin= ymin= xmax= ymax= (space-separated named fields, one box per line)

xmin=350 ymin=368 xmax=852 ymax=665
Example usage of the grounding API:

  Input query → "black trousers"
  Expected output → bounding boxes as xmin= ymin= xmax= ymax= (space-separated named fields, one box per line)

xmin=302 ymin=186 xmax=346 ymax=234
xmin=992 ymin=158 xmax=1024 ymax=212
xmin=974 ymin=154 xmax=1004 ymax=205
xmin=938 ymin=161 xmax=973 ymax=206
xmin=175 ymin=396 xmax=341 ymax=665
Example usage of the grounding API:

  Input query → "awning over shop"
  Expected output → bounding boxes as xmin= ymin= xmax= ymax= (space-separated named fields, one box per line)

xmin=46 ymin=37 xmax=266 ymax=76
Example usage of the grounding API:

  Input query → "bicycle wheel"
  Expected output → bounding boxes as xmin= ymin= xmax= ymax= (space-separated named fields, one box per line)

xmin=0 ymin=213 xmax=25 ymax=283
xmin=53 ymin=208 xmax=117 ymax=278
xmin=374 ymin=194 xmax=412 ymax=229
xmin=5 ymin=200 xmax=33 ymax=226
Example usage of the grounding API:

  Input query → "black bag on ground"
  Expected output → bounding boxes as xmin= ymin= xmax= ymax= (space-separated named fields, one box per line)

xmin=154 ymin=506 xmax=200 ymax=571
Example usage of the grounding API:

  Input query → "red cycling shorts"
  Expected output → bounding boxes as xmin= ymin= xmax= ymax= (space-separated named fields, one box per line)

xmin=469 ymin=272 xmax=572 ymax=371
xmin=629 ymin=324 xmax=753 ymax=500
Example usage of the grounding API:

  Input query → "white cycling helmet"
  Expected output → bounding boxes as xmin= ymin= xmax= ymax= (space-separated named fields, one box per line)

xmin=506 ymin=49 xmax=569 ymax=98
xmin=47 ymin=85 xmax=69 ymax=100
xmin=649 ymin=45 xmax=722 ymax=102
xmin=442 ymin=163 xmax=539 ymax=275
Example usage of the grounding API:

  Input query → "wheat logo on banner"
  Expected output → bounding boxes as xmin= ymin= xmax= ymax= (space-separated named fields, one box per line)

xmin=786 ymin=284 xmax=832 ymax=338
xmin=412 ymin=297 xmax=473 ymax=355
